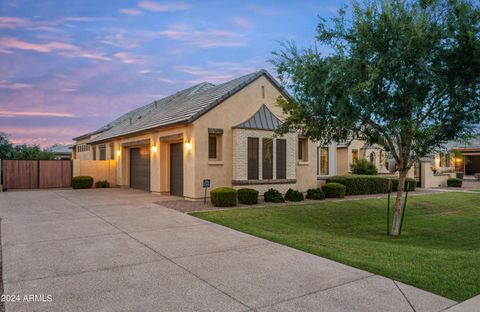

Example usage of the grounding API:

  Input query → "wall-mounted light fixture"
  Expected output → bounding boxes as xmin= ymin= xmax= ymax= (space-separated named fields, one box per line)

xmin=151 ymin=145 xmax=157 ymax=153
xmin=184 ymin=140 xmax=192 ymax=150
xmin=116 ymin=149 xmax=121 ymax=156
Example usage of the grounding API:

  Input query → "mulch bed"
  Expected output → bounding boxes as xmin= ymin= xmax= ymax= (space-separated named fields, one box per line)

xmin=156 ymin=189 xmax=435 ymax=213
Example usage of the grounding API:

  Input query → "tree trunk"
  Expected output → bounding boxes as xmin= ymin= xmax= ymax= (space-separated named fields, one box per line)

xmin=390 ymin=170 xmax=408 ymax=236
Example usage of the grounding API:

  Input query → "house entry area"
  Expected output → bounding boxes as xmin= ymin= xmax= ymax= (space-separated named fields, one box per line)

xmin=130 ymin=146 xmax=151 ymax=191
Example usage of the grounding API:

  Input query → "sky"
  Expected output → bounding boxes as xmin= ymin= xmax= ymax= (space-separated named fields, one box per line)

xmin=0 ymin=0 xmax=343 ymax=147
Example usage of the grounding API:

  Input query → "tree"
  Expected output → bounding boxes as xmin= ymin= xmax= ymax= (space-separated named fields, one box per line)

xmin=272 ymin=0 xmax=480 ymax=236
xmin=350 ymin=159 xmax=378 ymax=175
xmin=0 ymin=133 xmax=14 ymax=160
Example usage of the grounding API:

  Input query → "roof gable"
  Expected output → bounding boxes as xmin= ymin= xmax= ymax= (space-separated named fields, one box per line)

xmin=234 ymin=104 xmax=283 ymax=131
xmin=77 ymin=69 xmax=289 ymax=143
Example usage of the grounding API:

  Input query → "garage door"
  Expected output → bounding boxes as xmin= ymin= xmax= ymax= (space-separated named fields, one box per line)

xmin=465 ymin=156 xmax=480 ymax=175
xmin=130 ymin=147 xmax=150 ymax=191
xmin=170 ymin=143 xmax=183 ymax=196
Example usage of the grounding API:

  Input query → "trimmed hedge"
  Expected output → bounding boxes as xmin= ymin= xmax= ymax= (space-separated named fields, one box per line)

xmin=322 ymin=183 xmax=346 ymax=198
xmin=447 ymin=178 xmax=463 ymax=187
xmin=306 ymin=188 xmax=325 ymax=200
xmin=264 ymin=188 xmax=285 ymax=203
xmin=326 ymin=175 xmax=416 ymax=195
xmin=285 ymin=188 xmax=304 ymax=202
xmin=456 ymin=172 xmax=464 ymax=180
xmin=237 ymin=188 xmax=259 ymax=205
xmin=95 ymin=180 xmax=110 ymax=188
xmin=72 ymin=176 xmax=93 ymax=189
xmin=350 ymin=159 xmax=378 ymax=175
xmin=211 ymin=187 xmax=237 ymax=207
xmin=390 ymin=177 xmax=417 ymax=192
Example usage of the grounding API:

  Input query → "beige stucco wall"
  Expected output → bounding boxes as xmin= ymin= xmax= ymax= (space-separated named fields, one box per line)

xmin=191 ymin=75 xmax=317 ymax=198
xmin=73 ymin=160 xmax=116 ymax=186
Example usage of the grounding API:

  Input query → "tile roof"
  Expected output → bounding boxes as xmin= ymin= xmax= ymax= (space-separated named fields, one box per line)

xmin=79 ymin=69 xmax=284 ymax=143
xmin=234 ymin=104 xmax=283 ymax=130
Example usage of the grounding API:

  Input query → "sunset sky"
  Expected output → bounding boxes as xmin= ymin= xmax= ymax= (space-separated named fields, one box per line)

xmin=0 ymin=0 xmax=342 ymax=147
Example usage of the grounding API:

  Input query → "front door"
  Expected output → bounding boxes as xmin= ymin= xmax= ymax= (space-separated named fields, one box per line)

xmin=465 ymin=156 xmax=480 ymax=175
xmin=130 ymin=147 xmax=150 ymax=191
xmin=170 ymin=143 xmax=184 ymax=196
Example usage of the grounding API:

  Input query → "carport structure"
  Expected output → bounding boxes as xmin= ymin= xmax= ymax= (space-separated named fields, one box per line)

xmin=0 ymin=189 xmax=457 ymax=311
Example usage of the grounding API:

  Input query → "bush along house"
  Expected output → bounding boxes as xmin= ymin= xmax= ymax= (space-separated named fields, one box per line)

xmin=72 ymin=70 xmax=318 ymax=200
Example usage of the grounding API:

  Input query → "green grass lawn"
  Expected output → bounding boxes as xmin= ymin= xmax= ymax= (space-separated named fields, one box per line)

xmin=191 ymin=193 xmax=480 ymax=301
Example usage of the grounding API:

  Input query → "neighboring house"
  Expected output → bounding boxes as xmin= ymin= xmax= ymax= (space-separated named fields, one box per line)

xmin=317 ymin=139 xmax=389 ymax=177
xmin=433 ymin=136 xmax=480 ymax=175
xmin=48 ymin=144 xmax=73 ymax=160
xmin=72 ymin=70 xmax=318 ymax=199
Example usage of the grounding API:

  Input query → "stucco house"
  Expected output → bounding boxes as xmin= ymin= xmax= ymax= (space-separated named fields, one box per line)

xmin=432 ymin=136 xmax=480 ymax=175
xmin=73 ymin=70 xmax=318 ymax=199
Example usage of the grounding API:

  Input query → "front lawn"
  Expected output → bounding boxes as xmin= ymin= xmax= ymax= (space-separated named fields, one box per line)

xmin=191 ymin=193 xmax=480 ymax=301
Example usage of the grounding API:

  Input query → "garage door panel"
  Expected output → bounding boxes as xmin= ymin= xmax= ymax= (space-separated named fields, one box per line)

xmin=130 ymin=147 xmax=150 ymax=191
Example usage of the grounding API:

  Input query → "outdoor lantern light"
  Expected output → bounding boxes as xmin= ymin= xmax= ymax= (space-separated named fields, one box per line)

xmin=151 ymin=145 xmax=157 ymax=153
xmin=184 ymin=140 xmax=192 ymax=150
xmin=116 ymin=149 xmax=121 ymax=156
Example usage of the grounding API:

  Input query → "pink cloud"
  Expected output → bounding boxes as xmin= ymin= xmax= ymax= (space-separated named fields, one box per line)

xmin=119 ymin=8 xmax=143 ymax=16
xmin=138 ymin=1 xmax=191 ymax=12
xmin=0 ymin=16 xmax=29 ymax=29
xmin=0 ymin=37 xmax=110 ymax=61
xmin=114 ymin=51 xmax=145 ymax=64
xmin=157 ymin=28 xmax=246 ymax=48
xmin=233 ymin=17 xmax=254 ymax=30
xmin=0 ymin=111 xmax=75 ymax=118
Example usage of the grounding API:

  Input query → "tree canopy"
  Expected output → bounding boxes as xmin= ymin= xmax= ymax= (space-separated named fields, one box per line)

xmin=0 ymin=133 xmax=55 ymax=160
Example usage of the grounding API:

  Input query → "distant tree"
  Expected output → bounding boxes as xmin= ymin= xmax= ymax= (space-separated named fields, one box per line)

xmin=272 ymin=0 xmax=480 ymax=235
xmin=350 ymin=159 xmax=378 ymax=175
xmin=12 ymin=144 xmax=55 ymax=160
xmin=0 ymin=133 xmax=13 ymax=159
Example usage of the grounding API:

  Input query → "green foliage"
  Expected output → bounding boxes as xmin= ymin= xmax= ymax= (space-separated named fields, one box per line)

xmin=272 ymin=0 xmax=480 ymax=175
xmin=95 ymin=180 xmax=110 ymax=188
xmin=210 ymin=187 xmax=237 ymax=207
xmin=306 ymin=188 xmax=326 ymax=200
xmin=264 ymin=188 xmax=285 ymax=203
xmin=237 ymin=188 xmax=259 ymax=205
xmin=447 ymin=178 xmax=463 ymax=187
xmin=456 ymin=172 xmax=464 ymax=180
xmin=285 ymin=188 xmax=304 ymax=201
xmin=327 ymin=175 xmax=389 ymax=195
xmin=390 ymin=177 xmax=417 ymax=192
xmin=0 ymin=133 xmax=13 ymax=159
xmin=72 ymin=176 xmax=93 ymax=189
xmin=350 ymin=159 xmax=378 ymax=175
xmin=322 ymin=183 xmax=346 ymax=198
xmin=0 ymin=134 xmax=55 ymax=160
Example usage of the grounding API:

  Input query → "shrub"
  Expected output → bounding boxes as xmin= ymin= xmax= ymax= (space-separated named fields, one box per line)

xmin=237 ymin=188 xmax=259 ymax=205
xmin=285 ymin=188 xmax=304 ymax=201
xmin=306 ymin=188 xmax=325 ymax=200
xmin=390 ymin=177 xmax=417 ymax=192
xmin=264 ymin=188 xmax=285 ymax=203
xmin=475 ymin=173 xmax=480 ymax=181
xmin=456 ymin=172 xmax=464 ymax=180
xmin=72 ymin=176 xmax=93 ymax=189
xmin=322 ymin=183 xmax=346 ymax=198
xmin=350 ymin=159 xmax=378 ymax=175
xmin=95 ymin=180 xmax=110 ymax=188
xmin=447 ymin=178 xmax=463 ymax=187
xmin=210 ymin=187 xmax=237 ymax=207
xmin=327 ymin=175 xmax=390 ymax=195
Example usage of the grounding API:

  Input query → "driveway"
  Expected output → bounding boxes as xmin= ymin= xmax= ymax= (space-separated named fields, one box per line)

xmin=0 ymin=189 xmax=457 ymax=312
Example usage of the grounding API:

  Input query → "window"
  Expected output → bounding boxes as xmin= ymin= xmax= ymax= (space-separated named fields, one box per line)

xmin=76 ymin=144 xmax=90 ymax=152
xmin=110 ymin=143 xmax=115 ymax=160
xmin=319 ymin=147 xmax=329 ymax=175
xmin=208 ymin=136 xmax=217 ymax=160
xmin=352 ymin=149 xmax=358 ymax=162
xmin=262 ymin=138 xmax=273 ymax=179
xmin=298 ymin=138 xmax=308 ymax=161
xmin=92 ymin=146 xmax=96 ymax=160
xmin=369 ymin=152 xmax=376 ymax=163
xmin=261 ymin=85 xmax=265 ymax=99
xmin=276 ymin=139 xmax=287 ymax=179
xmin=99 ymin=144 xmax=106 ymax=160
xmin=247 ymin=138 xmax=259 ymax=179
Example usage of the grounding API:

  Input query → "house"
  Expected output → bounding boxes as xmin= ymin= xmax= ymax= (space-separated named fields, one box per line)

xmin=316 ymin=140 xmax=389 ymax=179
xmin=432 ymin=136 xmax=480 ymax=175
xmin=72 ymin=70 xmax=318 ymax=200
xmin=47 ymin=144 xmax=73 ymax=160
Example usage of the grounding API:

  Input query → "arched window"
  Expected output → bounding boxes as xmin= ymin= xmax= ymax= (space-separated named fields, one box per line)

xmin=370 ymin=151 xmax=376 ymax=163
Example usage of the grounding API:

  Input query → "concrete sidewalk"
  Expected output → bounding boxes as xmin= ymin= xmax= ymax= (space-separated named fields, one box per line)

xmin=0 ymin=189 xmax=457 ymax=311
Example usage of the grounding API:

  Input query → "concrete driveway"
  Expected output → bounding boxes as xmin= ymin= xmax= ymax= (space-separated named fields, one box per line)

xmin=0 ymin=189 xmax=457 ymax=312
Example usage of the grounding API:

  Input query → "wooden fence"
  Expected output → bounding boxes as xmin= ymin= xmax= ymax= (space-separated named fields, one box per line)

xmin=1 ymin=160 xmax=72 ymax=190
